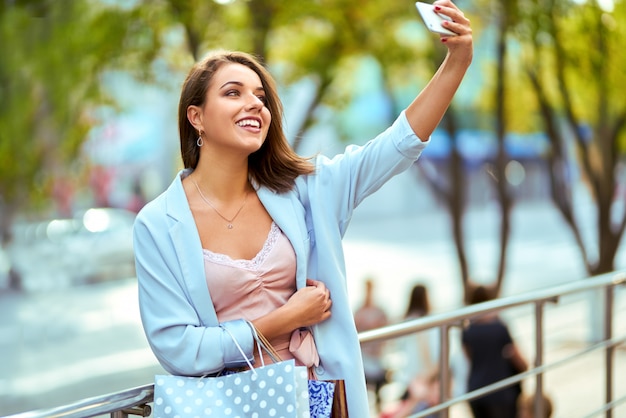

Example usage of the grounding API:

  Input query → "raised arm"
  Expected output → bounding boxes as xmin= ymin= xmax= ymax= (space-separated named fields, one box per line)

xmin=405 ymin=0 xmax=473 ymax=140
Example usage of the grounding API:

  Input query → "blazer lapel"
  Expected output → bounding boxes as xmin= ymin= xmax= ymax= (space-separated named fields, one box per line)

xmin=165 ymin=171 xmax=218 ymax=326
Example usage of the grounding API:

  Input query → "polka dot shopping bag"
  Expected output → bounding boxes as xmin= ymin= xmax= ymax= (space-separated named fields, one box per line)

xmin=153 ymin=359 xmax=310 ymax=418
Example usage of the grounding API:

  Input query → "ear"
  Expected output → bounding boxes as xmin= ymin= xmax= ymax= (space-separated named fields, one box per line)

xmin=187 ymin=105 xmax=203 ymax=132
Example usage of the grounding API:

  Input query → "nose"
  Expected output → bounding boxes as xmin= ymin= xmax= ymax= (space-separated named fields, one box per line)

xmin=245 ymin=93 xmax=264 ymax=111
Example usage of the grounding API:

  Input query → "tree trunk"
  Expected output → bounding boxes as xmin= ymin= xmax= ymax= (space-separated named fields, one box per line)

xmin=443 ymin=111 xmax=471 ymax=300
xmin=492 ymin=5 xmax=512 ymax=296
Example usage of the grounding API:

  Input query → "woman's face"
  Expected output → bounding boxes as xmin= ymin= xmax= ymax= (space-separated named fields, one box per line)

xmin=192 ymin=62 xmax=271 ymax=156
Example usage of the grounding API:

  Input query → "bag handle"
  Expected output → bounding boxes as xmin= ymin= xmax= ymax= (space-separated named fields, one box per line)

xmin=244 ymin=320 xmax=283 ymax=364
xmin=220 ymin=320 xmax=288 ymax=375
xmin=221 ymin=325 xmax=259 ymax=374
xmin=253 ymin=325 xmax=283 ymax=363
xmin=248 ymin=322 xmax=320 ymax=379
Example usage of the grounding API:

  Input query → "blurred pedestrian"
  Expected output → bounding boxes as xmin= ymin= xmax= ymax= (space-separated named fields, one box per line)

xmin=90 ymin=165 xmax=112 ymax=208
xmin=354 ymin=278 xmax=389 ymax=412
xmin=462 ymin=285 xmax=528 ymax=418
xmin=52 ymin=177 xmax=75 ymax=217
xmin=126 ymin=178 xmax=146 ymax=213
xmin=380 ymin=369 xmax=442 ymax=418
xmin=397 ymin=284 xmax=439 ymax=398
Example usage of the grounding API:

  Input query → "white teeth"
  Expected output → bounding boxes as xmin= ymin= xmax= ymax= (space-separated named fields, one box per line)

xmin=236 ymin=119 xmax=260 ymax=128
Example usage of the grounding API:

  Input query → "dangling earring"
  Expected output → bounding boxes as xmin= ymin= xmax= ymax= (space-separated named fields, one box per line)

xmin=196 ymin=131 xmax=204 ymax=147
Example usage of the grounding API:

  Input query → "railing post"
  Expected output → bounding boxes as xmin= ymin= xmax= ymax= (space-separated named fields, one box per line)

xmin=534 ymin=300 xmax=545 ymax=418
xmin=604 ymin=283 xmax=614 ymax=418
xmin=438 ymin=323 xmax=451 ymax=418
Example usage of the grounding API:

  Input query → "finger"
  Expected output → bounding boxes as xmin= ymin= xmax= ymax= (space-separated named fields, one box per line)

xmin=441 ymin=19 xmax=471 ymax=36
xmin=314 ymin=281 xmax=327 ymax=292
xmin=432 ymin=2 xmax=469 ymax=25
xmin=433 ymin=0 xmax=459 ymax=10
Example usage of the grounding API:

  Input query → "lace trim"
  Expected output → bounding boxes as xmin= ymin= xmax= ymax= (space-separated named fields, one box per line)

xmin=202 ymin=222 xmax=280 ymax=270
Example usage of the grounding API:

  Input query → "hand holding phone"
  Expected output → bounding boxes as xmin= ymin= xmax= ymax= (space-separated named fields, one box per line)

xmin=415 ymin=2 xmax=457 ymax=36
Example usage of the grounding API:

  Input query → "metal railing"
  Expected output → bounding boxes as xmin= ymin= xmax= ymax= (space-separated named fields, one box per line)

xmin=5 ymin=270 xmax=626 ymax=418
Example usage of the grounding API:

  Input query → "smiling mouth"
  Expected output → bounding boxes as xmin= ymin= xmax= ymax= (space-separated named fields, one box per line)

xmin=236 ymin=118 xmax=261 ymax=129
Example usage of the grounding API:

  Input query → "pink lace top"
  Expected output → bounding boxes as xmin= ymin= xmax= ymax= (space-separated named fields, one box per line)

xmin=203 ymin=222 xmax=297 ymax=366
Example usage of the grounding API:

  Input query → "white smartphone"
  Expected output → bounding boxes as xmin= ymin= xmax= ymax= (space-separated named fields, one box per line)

xmin=415 ymin=2 xmax=457 ymax=36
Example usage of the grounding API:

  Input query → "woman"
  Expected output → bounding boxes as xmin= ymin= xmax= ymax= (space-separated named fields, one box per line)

xmin=462 ymin=285 xmax=528 ymax=418
xmin=354 ymin=278 xmax=390 ymax=412
xmin=133 ymin=2 xmax=472 ymax=415
xmin=399 ymin=284 xmax=439 ymax=389
xmin=381 ymin=284 xmax=440 ymax=418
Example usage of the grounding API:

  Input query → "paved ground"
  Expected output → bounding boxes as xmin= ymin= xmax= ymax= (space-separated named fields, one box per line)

xmin=0 ymin=280 xmax=166 ymax=415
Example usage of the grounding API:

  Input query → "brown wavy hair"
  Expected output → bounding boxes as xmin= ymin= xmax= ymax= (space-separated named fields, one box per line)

xmin=178 ymin=50 xmax=314 ymax=193
xmin=405 ymin=283 xmax=430 ymax=318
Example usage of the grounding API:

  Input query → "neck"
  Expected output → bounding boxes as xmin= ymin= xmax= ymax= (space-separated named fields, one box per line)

xmin=191 ymin=161 xmax=250 ymax=200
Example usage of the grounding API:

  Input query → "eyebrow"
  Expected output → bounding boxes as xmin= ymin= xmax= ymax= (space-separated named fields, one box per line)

xmin=219 ymin=81 xmax=264 ymax=91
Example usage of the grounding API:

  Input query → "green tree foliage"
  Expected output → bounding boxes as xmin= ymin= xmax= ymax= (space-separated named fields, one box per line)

xmin=411 ymin=0 xmax=626 ymax=298
xmin=0 ymin=0 xmax=438 ymax=233
xmin=518 ymin=0 xmax=626 ymax=274
xmin=0 ymin=0 xmax=161 ymax=241
xmin=4 ymin=0 xmax=622 ymax=295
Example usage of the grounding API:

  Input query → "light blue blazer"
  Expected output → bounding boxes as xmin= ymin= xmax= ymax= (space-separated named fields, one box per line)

xmin=133 ymin=111 xmax=429 ymax=416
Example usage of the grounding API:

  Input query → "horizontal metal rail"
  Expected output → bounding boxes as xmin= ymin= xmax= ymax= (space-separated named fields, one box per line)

xmin=583 ymin=395 xmax=626 ymax=418
xmin=5 ymin=270 xmax=625 ymax=418
xmin=358 ymin=271 xmax=625 ymax=344
xmin=5 ymin=384 xmax=154 ymax=418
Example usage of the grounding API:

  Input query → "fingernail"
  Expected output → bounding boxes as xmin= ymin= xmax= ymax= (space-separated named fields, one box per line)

xmin=435 ymin=6 xmax=441 ymax=10
xmin=441 ymin=38 xmax=448 ymax=43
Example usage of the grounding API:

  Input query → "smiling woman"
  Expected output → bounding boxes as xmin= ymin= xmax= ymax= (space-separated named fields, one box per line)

xmin=134 ymin=13 xmax=473 ymax=414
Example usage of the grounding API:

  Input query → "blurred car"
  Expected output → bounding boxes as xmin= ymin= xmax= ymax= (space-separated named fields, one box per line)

xmin=8 ymin=208 xmax=136 ymax=292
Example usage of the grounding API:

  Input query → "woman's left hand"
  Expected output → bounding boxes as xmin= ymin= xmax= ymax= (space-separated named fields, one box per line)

xmin=282 ymin=278 xmax=332 ymax=329
xmin=432 ymin=0 xmax=473 ymax=59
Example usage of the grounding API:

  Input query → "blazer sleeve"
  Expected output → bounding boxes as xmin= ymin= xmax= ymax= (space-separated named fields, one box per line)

xmin=308 ymin=111 xmax=429 ymax=232
xmin=133 ymin=198 xmax=255 ymax=376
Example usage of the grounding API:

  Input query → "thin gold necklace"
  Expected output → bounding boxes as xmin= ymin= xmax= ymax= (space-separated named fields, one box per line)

xmin=191 ymin=178 xmax=249 ymax=229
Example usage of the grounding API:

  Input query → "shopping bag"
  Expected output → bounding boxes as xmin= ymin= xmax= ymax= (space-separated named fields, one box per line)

xmin=329 ymin=379 xmax=348 ymax=417
xmin=153 ymin=359 xmax=310 ymax=418
xmin=294 ymin=364 xmax=312 ymax=416
xmin=308 ymin=379 xmax=335 ymax=417
xmin=261 ymin=327 xmax=348 ymax=417
xmin=307 ymin=379 xmax=349 ymax=418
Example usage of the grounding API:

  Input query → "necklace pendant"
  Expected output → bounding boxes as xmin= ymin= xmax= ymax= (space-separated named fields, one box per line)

xmin=190 ymin=178 xmax=248 ymax=231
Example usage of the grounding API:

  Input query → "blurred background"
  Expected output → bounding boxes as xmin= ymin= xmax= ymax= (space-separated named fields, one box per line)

xmin=0 ymin=0 xmax=625 ymax=416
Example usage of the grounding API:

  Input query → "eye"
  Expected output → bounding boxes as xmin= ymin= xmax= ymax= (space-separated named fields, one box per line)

xmin=256 ymin=95 xmax=267 ymax=105
xmin=225 ymin=89 xmax=240 ymax=97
